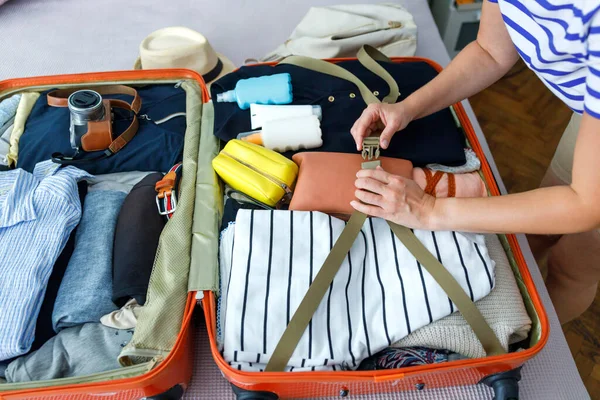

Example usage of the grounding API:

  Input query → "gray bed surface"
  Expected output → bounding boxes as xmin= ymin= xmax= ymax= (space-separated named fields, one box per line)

xmin=0 ymin=0 xmax=589 ymax=399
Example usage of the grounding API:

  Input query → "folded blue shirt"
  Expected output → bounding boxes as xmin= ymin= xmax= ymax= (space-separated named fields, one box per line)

xmin=0 ymin=94 xmax=20 ymax=129
xmin=0 ymin=160 xmax=90 ymax=361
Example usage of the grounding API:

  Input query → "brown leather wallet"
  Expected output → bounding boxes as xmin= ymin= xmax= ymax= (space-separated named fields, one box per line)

xmin=289 ymin=152 xmax=413 ymax=217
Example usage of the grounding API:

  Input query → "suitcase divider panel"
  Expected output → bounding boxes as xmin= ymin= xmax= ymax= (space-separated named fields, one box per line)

xmin=119 ymin=79 xmax=203 ymax=366
xmin=188 ymin=100 xmax=222 ymax=294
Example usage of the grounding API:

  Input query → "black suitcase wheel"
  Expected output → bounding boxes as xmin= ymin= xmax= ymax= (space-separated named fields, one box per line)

xmin=231 ymin=383 xmax=279 ymax=400
xmin=142 ymin=383 xmax=185 ymax=400
xmin=480 ymin=367 xmax=522 ymax=400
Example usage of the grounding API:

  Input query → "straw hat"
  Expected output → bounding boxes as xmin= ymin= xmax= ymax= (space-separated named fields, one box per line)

xmin=135 ymin=27 xmax=236 ymax=87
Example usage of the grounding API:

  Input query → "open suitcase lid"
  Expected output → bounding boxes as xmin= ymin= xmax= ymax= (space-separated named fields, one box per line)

xmin=0 ymin=69 xmax=214 ymax=390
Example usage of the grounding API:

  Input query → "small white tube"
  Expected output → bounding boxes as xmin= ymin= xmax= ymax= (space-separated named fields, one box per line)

xmin=250 ymin=104 xmax=322 ymax=130
xmin=261 ymin=115 xmax=323 ymax=153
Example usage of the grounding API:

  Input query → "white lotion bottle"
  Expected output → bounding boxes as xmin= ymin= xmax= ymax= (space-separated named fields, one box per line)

xmin=239 ymin=115 xmax=323 ymax=152
xmin=250 ymin=104 xmax=322 ymax=129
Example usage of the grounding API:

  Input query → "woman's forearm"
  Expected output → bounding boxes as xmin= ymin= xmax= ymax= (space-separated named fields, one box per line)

xmin=400 ymin=1 xmax=518 ymax=120
xmin=353 ymin=114 xmax=600 ymax=235
xmin=430 ymin=186 xmax=600 ymax=234
xmin=428 ymin=113 xmax=600 ymax=235
xmin=404 ymin=41 xmax=516 ymax=120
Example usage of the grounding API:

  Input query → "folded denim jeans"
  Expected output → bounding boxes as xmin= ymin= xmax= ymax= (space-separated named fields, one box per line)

xmin=52 ymin=190 xmax=126 ymax=332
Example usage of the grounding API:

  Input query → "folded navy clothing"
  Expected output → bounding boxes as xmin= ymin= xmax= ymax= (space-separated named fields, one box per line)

xmin=17 ymin=84 xmax=187 ymax=175
xmin=112 ymin=173 xmax=166 ymax=308
xmin=220 ymin=197 xmax=265 ymax=232
xmin=211 ymin=60 xmax=466 ymax=167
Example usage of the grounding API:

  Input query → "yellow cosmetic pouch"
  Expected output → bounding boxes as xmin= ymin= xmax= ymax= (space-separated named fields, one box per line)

xmin=212 ymin=139 xmax=299 ymax=208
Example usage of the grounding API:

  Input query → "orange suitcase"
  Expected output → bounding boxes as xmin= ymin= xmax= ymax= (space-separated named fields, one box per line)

xmin=0 ymin=69 xmax=210 ymax=400
xmin=202 ymin=57 xmax=550 ymax=400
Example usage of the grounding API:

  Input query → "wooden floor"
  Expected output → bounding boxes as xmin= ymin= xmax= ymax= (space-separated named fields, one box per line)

xmin=469 ymin=61 xmax=600 ymax=398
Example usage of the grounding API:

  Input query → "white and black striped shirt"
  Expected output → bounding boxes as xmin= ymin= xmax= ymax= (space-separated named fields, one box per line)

xmin=220 ymin=210 xmax=495 ymax=372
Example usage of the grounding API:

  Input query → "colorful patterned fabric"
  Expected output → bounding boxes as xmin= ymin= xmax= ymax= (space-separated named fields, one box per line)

xmin=357 ymin=347 xmax=449 ymax=370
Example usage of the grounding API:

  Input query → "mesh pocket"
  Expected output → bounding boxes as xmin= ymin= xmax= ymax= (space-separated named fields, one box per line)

xmin=119 ymin=80 xmax=202 ymax=364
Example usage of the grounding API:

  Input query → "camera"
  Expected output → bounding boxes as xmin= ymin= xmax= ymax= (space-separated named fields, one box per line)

xmin=67 ymin=90 xmax=113 ymax=152
xmin=48 ymin=85 xmax=140 ymax=165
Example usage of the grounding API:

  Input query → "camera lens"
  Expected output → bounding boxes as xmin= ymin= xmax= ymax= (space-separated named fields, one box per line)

xmin=68 ymin=90 xmax=104 ymax=123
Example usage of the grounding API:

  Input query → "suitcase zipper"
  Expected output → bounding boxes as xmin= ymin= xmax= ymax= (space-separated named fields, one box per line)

xmin=220 ymin=151 xmax=293 ymax=199
xmin=0 ymin=79 xmax=188 ymax=99
xmin=226 ymin=188 xmax=275 ymax=210
xmin=147 ymin=355 xmax=164 ymax=370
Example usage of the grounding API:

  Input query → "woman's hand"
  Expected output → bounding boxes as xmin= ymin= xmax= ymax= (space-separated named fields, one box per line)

xmin=350 ymin=102 xmax=414 ymax=150
xmin=350 ymin=166 xmax=436 ymax=230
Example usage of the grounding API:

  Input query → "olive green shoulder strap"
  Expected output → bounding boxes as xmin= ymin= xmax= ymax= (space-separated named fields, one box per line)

xmin=279 ymin=45 xmax=399 ymax=105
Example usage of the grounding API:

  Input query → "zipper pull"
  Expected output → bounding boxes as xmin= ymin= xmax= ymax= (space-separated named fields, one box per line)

xmin=174 ymin=81 xmax=184 ymax=89
xmin=147 ymin=355 xmax=164 ymax=371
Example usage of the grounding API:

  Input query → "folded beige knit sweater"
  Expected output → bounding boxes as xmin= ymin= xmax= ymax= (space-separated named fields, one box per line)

xmin=393 ymin=234 xmax=532 ymax=359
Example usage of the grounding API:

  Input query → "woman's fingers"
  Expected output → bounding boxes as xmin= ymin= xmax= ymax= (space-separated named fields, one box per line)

xmin=379 ymin=119 xmax=399 ymax=149
xmin=350 ymin=200 xmax=385 ymax=218
xmin=355 ymin=189 xmax=384 ymax=207
xmin=353 ymin=164 xmax=433 ymax=229
xmin=356 ymin=167 xmax=396 ymax=184
xmin=350 ymin=104 xmax=381 ymax=151
xmin=355 ymin=176 xmax=387 ymax=195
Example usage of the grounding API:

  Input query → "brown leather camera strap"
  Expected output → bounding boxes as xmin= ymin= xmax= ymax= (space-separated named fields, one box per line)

xmin=47 ymin=85 xmax=141 ymax=112
xmin=47 ymin=85 xmax=142 ymax=157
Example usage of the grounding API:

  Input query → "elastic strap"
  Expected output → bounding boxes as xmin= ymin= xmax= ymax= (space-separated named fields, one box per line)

xmin=387 ymin=222 xmax=505 ymax=356
xmin=265 ymin=215 xmax=506 ymax=371
xmin=264 ymin=211 xmax=368 ymax=371
xmin=357 ymin=45 xmax=400 ymax=103
xmin=279 ymin=45 xmax=399 ymax=105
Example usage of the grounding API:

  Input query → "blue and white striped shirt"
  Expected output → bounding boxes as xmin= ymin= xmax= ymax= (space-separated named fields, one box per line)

xmin=489 ymin=0 xmax=600 ymax=118
xmin=0 ymin=161 xmax=90 ymax=361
